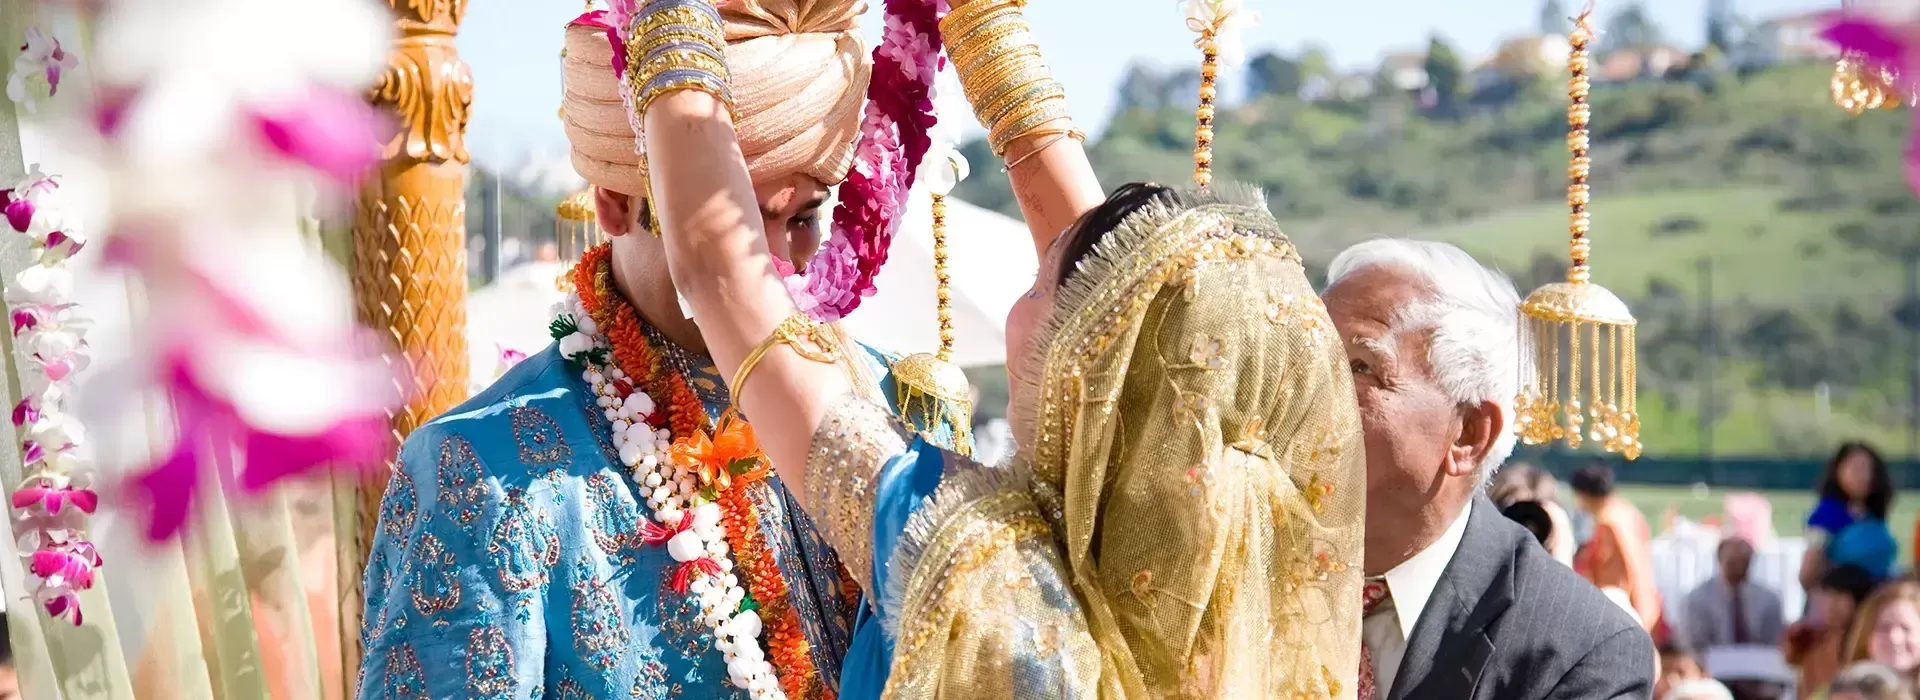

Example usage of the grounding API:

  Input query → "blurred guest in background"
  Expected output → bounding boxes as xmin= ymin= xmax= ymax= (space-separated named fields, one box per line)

xmin=1846 ymin=581 xmax=1920 ymax=686
xmin=1828 ymin=662 xmax=1917 ymax=700
xmin=1573 ymin=463 xmax=1666 ymax=639
xmin=1489 ymin=463 xmax=1577 ymax=566
xmin=1788 ymin=565 xmax=1879 ymax=699
xmin=1662 ymin=642 xmax=1712 ymax=699
xmin=1803 ymin=443 xmax=1897 ymax=589
xmin=1502 ymin=500 xmax=1556 ymax=550
xmin=1682 ymin=537 xmax=1787 ymax=652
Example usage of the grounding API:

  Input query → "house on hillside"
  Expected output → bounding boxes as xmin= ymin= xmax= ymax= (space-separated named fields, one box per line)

xmin=1471 ymin=34 xmax=1573 ymax=93
xmin=1736 ymin=12 xmax=1840 ymax=69
xmin=1596 ymin=45 xmax=1691 ymax=83
xmin=1301 ymin=72 xmax=1377 ymax=102
xmin=1381 ymin=51 xmax=1430 ymax=91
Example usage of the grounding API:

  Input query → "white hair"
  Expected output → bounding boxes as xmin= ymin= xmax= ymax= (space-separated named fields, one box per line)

xmin=1326 ymin=238 xmax=1522 ymax=478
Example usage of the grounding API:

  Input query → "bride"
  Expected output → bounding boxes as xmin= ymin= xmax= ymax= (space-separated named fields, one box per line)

xmin=610 ymin=0 xmax=1365 ymax=695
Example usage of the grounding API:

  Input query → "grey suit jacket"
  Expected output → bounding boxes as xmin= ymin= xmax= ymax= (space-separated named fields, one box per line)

xmin=1387 ymin=496 xmax=1656 ymax=700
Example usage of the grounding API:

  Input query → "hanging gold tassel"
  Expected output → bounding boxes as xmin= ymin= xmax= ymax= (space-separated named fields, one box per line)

xmin=1832 ymin=53 xmax=1908 ymax=115
xmin=892 ymin=150 xmax=975 ymax=455
xmin=1516 ymin=3 xmax=1641 ymax=460
xmin=555 ymin=189 xmax=600 ymax=293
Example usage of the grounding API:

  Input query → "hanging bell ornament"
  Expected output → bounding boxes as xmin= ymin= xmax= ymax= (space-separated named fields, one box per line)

xmin=891 ymin=148 xmax=975 ymax=455
xmin=554 ymin=189 xmax=600 ymax=293
xmin=1516 ymin=4 xmax=1641 ymax=460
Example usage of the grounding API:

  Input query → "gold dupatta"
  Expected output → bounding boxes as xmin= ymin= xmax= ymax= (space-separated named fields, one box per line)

xmin=880 ymin=185 xmax=1366 ymax=698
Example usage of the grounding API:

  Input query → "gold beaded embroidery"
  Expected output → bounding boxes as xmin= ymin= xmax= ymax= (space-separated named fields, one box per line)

xmin=571 ymin=554 xmax=631 ymax=673
xmin=512 ymin=405 xmax=574 ymax=466
xmin=803 ymin=394 xmax=910 ymax=595
xmin=409 ymin=532 xmax=462 ymax=621
xmin=464 ymin=624 xmax=517 ymax=696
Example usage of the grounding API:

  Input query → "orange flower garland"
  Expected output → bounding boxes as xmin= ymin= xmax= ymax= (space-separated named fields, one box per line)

xmin=572 ymin=245 xmax=828 ymax=699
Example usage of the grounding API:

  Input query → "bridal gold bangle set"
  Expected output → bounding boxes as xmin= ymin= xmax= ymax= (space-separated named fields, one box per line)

xmin=942 ymin=0 xmax=1083 ymax=161
xmin=624 ymin=0 xmax=735 ymax=236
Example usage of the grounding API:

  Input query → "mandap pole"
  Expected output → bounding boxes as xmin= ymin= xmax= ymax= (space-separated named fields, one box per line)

xmin=340 ymin=0 xmax=473 ymax=685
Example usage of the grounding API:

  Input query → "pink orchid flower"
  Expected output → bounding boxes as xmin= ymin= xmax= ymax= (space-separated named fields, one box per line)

xmin=0 ymin=166 xmax=57 ymax=234
xmin=497 ymin=345 xmax=529 ymax=369
xmin=11 ymin=395 xmax=38 ymax=426
xmin=44 ymin=230 xmax=85 ymax=260
xmin=13 ymin=482 xmax=97 ymax=515
xmin=38 ymin=588 xmax=82 ymax=625
xmin=7 ymin=27 xmax=76 ymax=111
xmin=29 ymin=547 xmax=96 ymax=588
xmin=128 ymin=350 xmax=391 ymax=541
xmin=250 ymin=86 xmax=386 ymax=185
xmin=1823 ymin=14 xmax=1920 ymax=197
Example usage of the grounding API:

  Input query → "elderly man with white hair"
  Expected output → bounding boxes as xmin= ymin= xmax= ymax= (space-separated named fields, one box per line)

xmin=1323 ymin=239 xmax=1655 ymax=700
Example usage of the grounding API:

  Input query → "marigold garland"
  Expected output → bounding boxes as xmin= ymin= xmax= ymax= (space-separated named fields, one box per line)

xmin=571 ymin=244 xmax=826 ymax=697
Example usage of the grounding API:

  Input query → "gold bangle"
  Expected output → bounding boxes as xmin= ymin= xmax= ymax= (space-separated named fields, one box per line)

xmin=941 ymin=0 xmax=1025 ymax=43
xmin=1001 ymin=128 xmax=1083 ymax=172
xmin=982 ymin=81 xmax=1064 ymax=135
xmin=949 ymin=18 xmax=1030 ymax=65
xmin=974 ymin=75 xmax=1052 ymax=128
xmin=731 ymin=313 xmax=842 ymax=413
xmin=990 ymin=98 xmax=1071 ymax=155
xmin=958 ymin=46 xmax=1044 ymax=98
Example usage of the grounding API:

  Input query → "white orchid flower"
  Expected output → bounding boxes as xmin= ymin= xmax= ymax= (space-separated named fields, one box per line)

xmin=1182 ymin=0 xmax=1262 ymax=67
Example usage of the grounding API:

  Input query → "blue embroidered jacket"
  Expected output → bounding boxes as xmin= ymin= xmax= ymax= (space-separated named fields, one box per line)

xmin=356 ymin=332 xmax=958 ymax=699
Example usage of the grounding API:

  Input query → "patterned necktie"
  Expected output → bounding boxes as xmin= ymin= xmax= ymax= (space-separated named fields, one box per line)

xmin=1359 ymin=578 xmax=1393 ymax=700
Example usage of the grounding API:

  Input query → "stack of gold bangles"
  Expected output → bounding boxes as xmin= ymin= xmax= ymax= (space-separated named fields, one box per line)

xmin=942 ymin=0 xmax=1081 ymax=163
xmin=626 ymin=0 xmax=736 ymax=121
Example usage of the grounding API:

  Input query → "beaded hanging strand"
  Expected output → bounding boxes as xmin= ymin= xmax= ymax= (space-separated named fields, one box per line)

xmin=1566 ymin=5 xmax=1592 ymax=285
xmin=1182 ymin=1 xmax=1257 ymax=189
xmin=1192 ymin=33 xmax=1218 ymax=189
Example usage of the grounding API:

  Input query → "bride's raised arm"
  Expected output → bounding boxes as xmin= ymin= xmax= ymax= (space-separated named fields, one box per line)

xmin=943 ymin=0 xmax=1104 ymax=255
xmin=630 ymin=1 xmax=853 ymax=506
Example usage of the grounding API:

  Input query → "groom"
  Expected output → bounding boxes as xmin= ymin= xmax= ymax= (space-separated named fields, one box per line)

xmin=355 ymin=2 xmax=964 ymax=698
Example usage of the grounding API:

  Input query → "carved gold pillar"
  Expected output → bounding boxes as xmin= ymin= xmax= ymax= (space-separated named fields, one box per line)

xmin=341 ymin=0 xmax=473 ymax=686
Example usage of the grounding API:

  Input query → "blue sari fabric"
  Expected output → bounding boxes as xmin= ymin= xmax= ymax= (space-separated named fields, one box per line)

xmin=357 ymin=333 xmax=957 ymax=699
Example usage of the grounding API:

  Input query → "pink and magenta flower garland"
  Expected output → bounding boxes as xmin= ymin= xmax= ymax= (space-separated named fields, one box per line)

xmin=599 ymin=0 xmax=945 ymax=322
xmin=9 ymin=0 xmax=403 ymax=544
xmin=2 ymin=165 xmax=101 ymax=626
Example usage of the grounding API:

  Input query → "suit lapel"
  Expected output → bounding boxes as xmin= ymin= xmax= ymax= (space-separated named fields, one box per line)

xmin=1387 ymin=498 xmax=1520 ymax=700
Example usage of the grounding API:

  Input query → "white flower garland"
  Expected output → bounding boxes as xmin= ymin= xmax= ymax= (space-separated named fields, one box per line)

xmin=3 ymin=164 xmax=102 ymax=626
xmin=550 ymin=295 xmax=783 ymax=699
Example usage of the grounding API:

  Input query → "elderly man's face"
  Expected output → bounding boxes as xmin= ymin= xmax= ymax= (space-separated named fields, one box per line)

xmin=1324 ymin=265 xmax=1486 ymax=574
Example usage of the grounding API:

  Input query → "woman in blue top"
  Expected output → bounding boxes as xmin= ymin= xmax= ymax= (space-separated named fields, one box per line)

xmin=1801 ymin=442 xmax=1896 ymax=588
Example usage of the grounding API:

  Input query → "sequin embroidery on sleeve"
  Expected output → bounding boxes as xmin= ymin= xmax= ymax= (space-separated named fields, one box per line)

xmin=585 ymin=472 xmax=644 ymax=565
xmin=384 ymin=642 xmax=428 ymax=700
xmin=512 ymin=405 xmax=573 ymax=470
xmin=804 ymin=393 xmax=910 ymax=595
xmin=379 ymin=467 xmax=418 ymax=540
xmin=570 ymin=554 xmax=630 ymax=675
xmin=464 ymin=623 xmax=518 ymax=697
xmin=408 ymin=532 xmax=461 ymax=623
xmin=437 ymin=436 xmax=493 ymax=530
xmin=486 ymin=488 xmax=560 ymax=606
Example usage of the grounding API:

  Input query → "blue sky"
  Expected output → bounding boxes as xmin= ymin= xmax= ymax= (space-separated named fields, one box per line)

xmin=458 ymin=0 xmax=1830 ymax=166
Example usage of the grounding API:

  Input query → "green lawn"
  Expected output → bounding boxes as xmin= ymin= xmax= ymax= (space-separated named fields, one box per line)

xmin=1419 ymin=186 xmax=1904 ymax=306
xmin=1622 ymin=484 xmax=1920 ymax=562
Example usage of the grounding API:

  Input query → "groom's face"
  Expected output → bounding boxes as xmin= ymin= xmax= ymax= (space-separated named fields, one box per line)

xmin=596 ymin=171 xmax=829 ymax=267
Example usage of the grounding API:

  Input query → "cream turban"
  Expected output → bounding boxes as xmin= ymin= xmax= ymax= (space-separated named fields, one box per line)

xmin=563 ymin=0 xmax=872 ymax=196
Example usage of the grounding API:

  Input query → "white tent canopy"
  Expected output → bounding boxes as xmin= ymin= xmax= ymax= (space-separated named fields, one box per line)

xmin=464 ymin=191 xmax=1034 ymax=391
xmin=839 ymin=190 xmax=1034 ymax=368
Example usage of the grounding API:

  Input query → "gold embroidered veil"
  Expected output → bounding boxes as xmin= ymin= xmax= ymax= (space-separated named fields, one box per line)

xmin=879 ymin=185 xmax=1366 ymax=698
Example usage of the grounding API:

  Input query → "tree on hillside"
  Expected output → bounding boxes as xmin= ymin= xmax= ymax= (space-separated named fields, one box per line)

xmin=1247 ymin=51 xmax=1305 ymax=99
xmin=1117 ymin=63 xmax=1169 ymax=113
xmin=1705 ymin=0 xmax=1738 ymax=52
xmin=1538 ymin=0 xmax=1566 ymax=35
xmin=1602 ymin=2 xmax=1664 ymax=53
xmin=1424 ymin=36 xmax=1465 ymax=116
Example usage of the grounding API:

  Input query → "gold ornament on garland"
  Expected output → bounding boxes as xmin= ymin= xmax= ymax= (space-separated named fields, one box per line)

xmin=1831 ymin=54 xmax=1905 ymax=115
xmin=1182 ymin=0 xmax=1259 ymax=189
xmin=891 ymin=147 xmax=975 ymax=455
xmin=554 ymin=189 xmax=601 ymax=293
xmin=1515 ymin=2 xmax=1642 ymax=460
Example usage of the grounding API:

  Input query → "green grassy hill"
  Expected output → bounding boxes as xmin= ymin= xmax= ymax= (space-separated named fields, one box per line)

xmin=954 ymin=61 xmax=1920 ymax=459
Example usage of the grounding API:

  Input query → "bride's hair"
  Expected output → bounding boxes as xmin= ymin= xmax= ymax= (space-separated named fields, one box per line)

xmin=1056 ymin=182 xmax=1176 ymax=282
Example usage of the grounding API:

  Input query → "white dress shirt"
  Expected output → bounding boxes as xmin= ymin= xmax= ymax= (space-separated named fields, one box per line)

xmin=1364 ymin=500 xmax=1474 ymax=697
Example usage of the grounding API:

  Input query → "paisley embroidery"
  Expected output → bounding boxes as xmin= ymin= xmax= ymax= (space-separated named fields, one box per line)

xmin=586 ymin=473 xmax=642 ymax=562
xmin=409 ymin=532 xmax=461 ymax=622
xmin=379 ymin=467 xmax=418 ymax=540
xmin=554 ymin=677 xmax=592 ymax=700
xmin=630 ymin=650 xmax=671 ymax=700
xmin=437 ymin=436 xmax=492 ymax=529
xmin=464 ymin=623 xmax=517 ymax=697
xmin=656 ymin=564 xmax=715 ymax=665
xmin=571 ymin=554 xmax=631 ymax=674
xmin=383 ymin=642 xmax=428 ymax=700
xmin=487 ymin=490 xmax=560 ymax=596
xmin=512 ymin=405 xmax=573 ymax=467
xmin=362 ymin=545 xmax=397 ymax=643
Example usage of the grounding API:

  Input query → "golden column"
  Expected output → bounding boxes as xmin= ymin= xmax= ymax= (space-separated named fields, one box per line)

xmin=341 ymin=0 xmax=473 ymax=683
